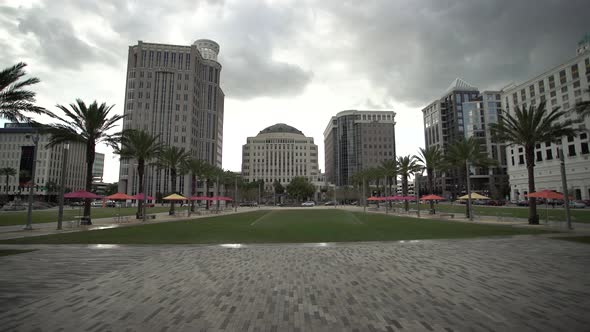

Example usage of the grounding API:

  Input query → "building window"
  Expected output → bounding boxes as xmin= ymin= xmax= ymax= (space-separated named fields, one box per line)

xmin=518 ymin=155 xmax=524 ymax=165
xmin=536 ymin=151 xmax=542 ymax=162
xmin=581 ymin=142 xmax=589 ymax=155
xmin=568 ymin=144 xmax=576 ymax=156
xmin=546 ymin=149 xmax=553 ymax=160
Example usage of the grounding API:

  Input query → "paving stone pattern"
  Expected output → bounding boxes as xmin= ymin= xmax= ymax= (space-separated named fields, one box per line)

xmin=0 ymin=237 xmax=589 ymax=331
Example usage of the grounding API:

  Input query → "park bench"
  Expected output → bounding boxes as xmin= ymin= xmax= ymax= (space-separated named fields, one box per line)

xmin=113 ymin=215 xmax=130 ymax=223
xmin=439 ymin=213 xmax=455 ymax=219
xmin=145 ymin=214 xmax=157 ymax=220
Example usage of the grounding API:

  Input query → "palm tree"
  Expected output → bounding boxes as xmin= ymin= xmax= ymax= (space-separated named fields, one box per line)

xmin=115 ymin=130 xmax=163 ymax=218
xmin=0 ymin=167 xmax=16 ymax=201
xmin=46 ymin=99 xmax=123 ymax=224
xmin=181 ymin=158 xmax=211 ymax=213
xmin=380 ymin=159 xmax=398 ymax=199
xmin=154 ymin=146 xmax=190 ymax=215
xmin=415 ymin=146 xmax=443 ymax=214
xmin=397 ymin=155 xmax=422 ymax=211
xmin=0 ymin=62 xmax=53 ymax=122
xmin=490 ymin=101 xmax=580 ymax=224
xmin=445 ymin=137 xmax=496 ymax=221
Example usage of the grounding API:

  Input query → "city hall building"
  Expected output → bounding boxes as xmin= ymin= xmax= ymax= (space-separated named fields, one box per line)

xmin=241 ymin=124 xmax=320 ymax=192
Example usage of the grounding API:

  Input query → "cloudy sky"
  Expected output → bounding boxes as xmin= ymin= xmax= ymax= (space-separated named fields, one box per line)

xmin=1 ymin=0 xmax=588 ymax=183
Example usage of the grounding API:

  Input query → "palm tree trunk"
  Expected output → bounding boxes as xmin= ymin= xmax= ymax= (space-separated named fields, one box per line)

xmin=83 ymin=142 xmax=95 ymax=224
xmin=205 ymin=179 xmax=210 ymax=210
xmin=428 ymin=169 xmax=434 ymax=214
xmin=136 ymin=160 xmax=144 ymax=219
xmin=169 ymin=169 xmax=176 ymax=215
xmin=465 ymin=160 xmax=473 ymax=220
xmin=525 ymin=147 xmax=539 ymax=224
xmin=403 ymin=176 xmax=409 ymax=211
xmin=190 ymin=174 xmax=196 ymax=213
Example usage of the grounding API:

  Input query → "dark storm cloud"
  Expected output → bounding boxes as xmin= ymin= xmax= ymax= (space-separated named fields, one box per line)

xmin=316 ymin=0 xmax=590 ymax=106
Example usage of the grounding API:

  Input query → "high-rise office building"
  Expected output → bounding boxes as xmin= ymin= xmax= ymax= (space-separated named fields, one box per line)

xmin=324 ymin=110 xmax=396 ymax=186
xmin=241 ymin=124 xmax=320 ymax=191
xmin=0 ymin=123 xmax=86 ymax=198
xmin=118 ymin=39 xmax=224 ymax=198
xmin=501 ymin=36 xmax=590 ymax=201
xmin=92 ymin=152 xmax=105 ymax=181
xmin=422 ymin=79 xmax=508 ymax=199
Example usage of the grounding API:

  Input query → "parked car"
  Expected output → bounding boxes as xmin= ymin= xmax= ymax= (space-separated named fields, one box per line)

xmin=91 ymin=200 xmax=103 ymax=207
xmin=69 ymin=201 xmax=83 ymax=207
xmin=487 ymin=200 xmax=506 ymax=206
xmin=239 ymin=201 xmax=258 ymax=207
xmin=564 ymin=201 xmax=586 ymax=208
xmin=324 ymin=201 xmax=336 ymax=206
xmin=301 ymin=201 xmax=316 ymax=207
xmin=516 ymin=200 xmax=529 ymax=206
xmin=105 ymin=200 xmax=116 ymax=207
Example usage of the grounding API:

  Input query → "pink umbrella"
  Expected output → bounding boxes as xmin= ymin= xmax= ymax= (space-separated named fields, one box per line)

xmin=106 ymin=192 xmax=134 ymax=200
xmin=131 ymin=193 xmax=154 ymax=200
xmin=64 ymin=190 xmax=102 ymax=199
xmin=401 ymin=196 xmax=416 ymax=201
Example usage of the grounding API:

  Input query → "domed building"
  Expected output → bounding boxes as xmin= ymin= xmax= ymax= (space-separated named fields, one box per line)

xmin=241 ymin=123 xmax=320 ymax=194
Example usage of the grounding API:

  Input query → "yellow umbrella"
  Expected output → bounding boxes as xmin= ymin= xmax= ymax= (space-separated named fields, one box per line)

xmin=163 ymin=193 xmax=187 ymax=201
xmin=458 ymin=193 xmax=490 ymax=200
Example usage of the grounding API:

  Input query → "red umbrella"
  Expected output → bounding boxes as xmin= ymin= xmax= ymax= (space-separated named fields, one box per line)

xmin=399 ymin=196 xmax=416 ymax=201
xmin=525 ymin=190 xmax=567 ymax=200
xmin=106 ymin=192 xmax=134 ymax=200
xmin=367 ymin=196 xmax=381 ymax=201
xmin=64 ymin=190 xmax=102 ymax=199
xmin=131 ymin=193 xmax=154 ymax=200
xmin=421 ymin=194 xmax=445 ymax=201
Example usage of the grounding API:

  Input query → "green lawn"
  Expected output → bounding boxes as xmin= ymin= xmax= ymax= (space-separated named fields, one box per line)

xmin=0 ymin=207 xmax=171 ymax=226
xmin=1 ymin=209 xmax=551 ymax=245
xmin=0 ymin=249 xmax=38 ymax=256
xmin=403 ymin=203 xmax=590 ymax=223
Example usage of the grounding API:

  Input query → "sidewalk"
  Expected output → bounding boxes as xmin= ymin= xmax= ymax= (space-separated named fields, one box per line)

xmin=0 ymin=207 xmax=251 ymax=241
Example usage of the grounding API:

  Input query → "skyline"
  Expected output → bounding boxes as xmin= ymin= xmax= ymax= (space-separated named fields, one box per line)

xmin=1 ymin=0 xmax=588 ymax=183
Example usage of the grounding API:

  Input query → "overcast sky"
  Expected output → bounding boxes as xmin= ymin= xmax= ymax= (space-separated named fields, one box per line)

xmin=1 ymin=0 xmax=588 ymax=183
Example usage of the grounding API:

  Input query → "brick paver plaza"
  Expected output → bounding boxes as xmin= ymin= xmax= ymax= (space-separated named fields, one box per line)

xmin=1 ymin=236 xmax=589 ymax=331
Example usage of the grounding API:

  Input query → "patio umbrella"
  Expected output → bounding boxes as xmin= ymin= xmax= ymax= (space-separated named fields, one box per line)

xmin=526 ymin=190 xmax=568 ymax=224
xmin=189 ymin=196 xmax=211 ymax=201
xmin=64 ymin=190 xmax=102 ymax=199
xmin=163 ymin=194 xmax=188 ymax=215
xmin=421 ymin=194 xmax=445 ymax=201
xmin=401 ymin=196 xmax=416 ymax=201
xmin=106 ymin=193 xmax=134 ymax=220
xmin=458 ymin=193 xmax=490 ymax=200
xmin=163 ymin=193 xmax=187 ymax=201
xmin=211 ymin=196 xmax=233 ymax=201
xmin=131 ymin=193 xmax=154 ymax=200
xmin=367 ymin=196 xmax=381 ymax=201
xmin=64 ymin=190 xmax=103 ymax=217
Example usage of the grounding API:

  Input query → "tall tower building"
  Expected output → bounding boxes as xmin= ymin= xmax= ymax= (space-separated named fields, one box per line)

xmin=118 ymin=39 xmax=224 ymax=198
xmin=501 ymin=37 xmax=590 ymax=201
xmin=422 ymin=79 xmax=508 ymax=199
xmin=324 ymin=110 xmax=396 ymax=187
xmin=241 ymin=124 xmax=320 ymax=192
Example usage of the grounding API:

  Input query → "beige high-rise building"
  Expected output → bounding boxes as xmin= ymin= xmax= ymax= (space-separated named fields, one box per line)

xmin=501 ymin=35 xmax=590 ymax=201
xmin=241 ymin=124 xmax=320 ymax=191
xmin=118 ymin=39 xmax=224 ymax=199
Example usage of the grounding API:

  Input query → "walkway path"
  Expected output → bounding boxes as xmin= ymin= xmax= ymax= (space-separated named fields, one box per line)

xmin=0 ymin=237 xmax=589 ymax=331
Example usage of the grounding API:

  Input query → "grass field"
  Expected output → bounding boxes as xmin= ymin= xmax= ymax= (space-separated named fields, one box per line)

xmin=0 ymin=207 xmax=171 ymax=227
xmin=1 ymin=209 xmax=551 ymax=245
xmin=0 ymin=249 xmax=38 ymax=256
xmin=402 ymin=203 xmax=590 ymax=223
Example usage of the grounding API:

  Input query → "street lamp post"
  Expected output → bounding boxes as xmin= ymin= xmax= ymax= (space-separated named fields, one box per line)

xmin=24 ymin=132 xmax=40 ymax=230
xmin=57 ymin=143 xmax=69 ymax=230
